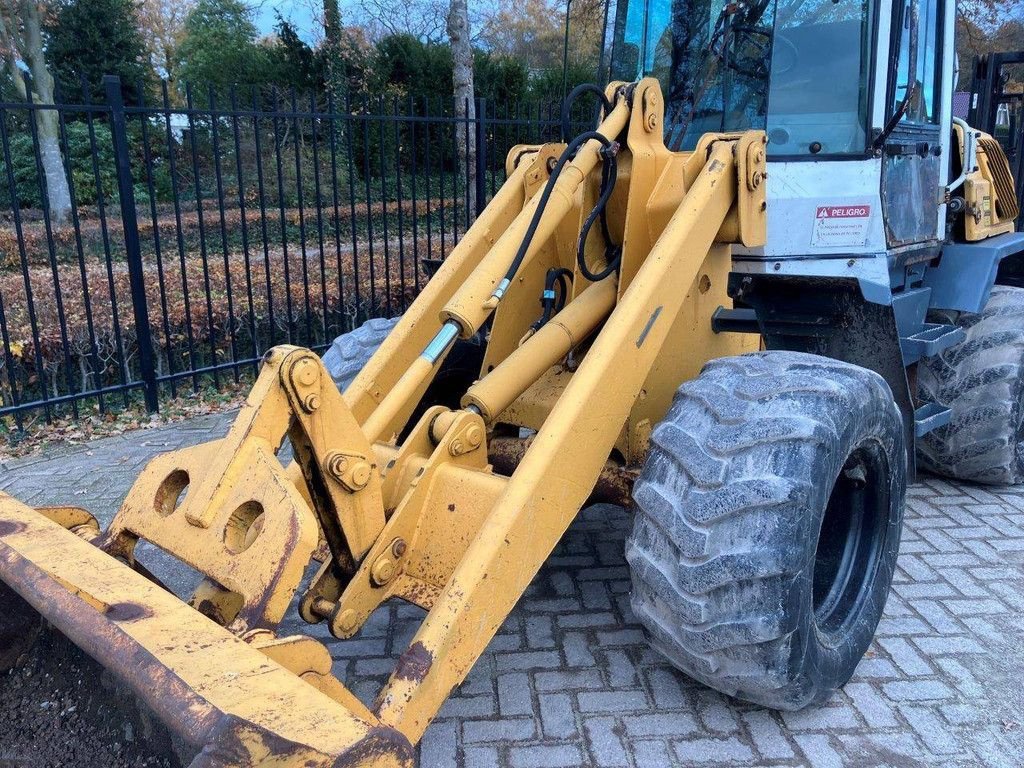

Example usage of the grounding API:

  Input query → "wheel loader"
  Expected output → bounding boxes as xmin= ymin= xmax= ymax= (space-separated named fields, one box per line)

xmin=1 ymin=0 xmax=1023 ymax=765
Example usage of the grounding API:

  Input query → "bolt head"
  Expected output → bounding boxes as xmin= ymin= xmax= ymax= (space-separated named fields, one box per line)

xmin=349 ymin=461 xmax=371 ymax=489
xmin=465 ymin=425 xmax=483 ymax=448
xmin=296 ymin=359 xmax=319 ymax=386
xmin=371 ymin=557 xmax=396 ymax=586
xmin=392 ymin=538 xmax=407 ymax=557
xmin=303 ymin=393 xmax=321 ymax=412
xmin=326 ymin=452 xmax=348 ymax=478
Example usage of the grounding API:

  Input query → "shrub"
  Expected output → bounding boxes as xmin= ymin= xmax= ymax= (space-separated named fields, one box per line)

xmin=0 ymin=121 xmax=117 ymax=210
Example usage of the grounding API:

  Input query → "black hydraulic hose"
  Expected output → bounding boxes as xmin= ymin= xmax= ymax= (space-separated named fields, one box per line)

xmin=495 ymin=130 xmax=615 ymax=297
xmin=529 ymin=267 xmax=575 ymax=334
xmin=577 ymin=145 xmax=622 ymax=282
xmin=561 ymin=83 xmax=613 ymax=143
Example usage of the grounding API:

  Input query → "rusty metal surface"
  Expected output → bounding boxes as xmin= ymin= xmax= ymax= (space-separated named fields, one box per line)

xmin=0 ymin=498 xmax=413 ymax=768
xmin=488 ymin=436 xmax=638 ymax=508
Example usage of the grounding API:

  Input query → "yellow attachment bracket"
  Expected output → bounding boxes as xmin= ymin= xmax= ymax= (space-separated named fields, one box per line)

xmin=97 ymin=345 xmax=387 ymax=632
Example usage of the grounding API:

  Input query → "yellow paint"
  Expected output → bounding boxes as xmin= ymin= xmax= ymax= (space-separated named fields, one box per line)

xmin=0 ymin=79 xmax=767 ymax=765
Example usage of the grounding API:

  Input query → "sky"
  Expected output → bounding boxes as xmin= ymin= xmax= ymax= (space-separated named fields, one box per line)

xmin=252 ymin=0 xmax=321 ymax=43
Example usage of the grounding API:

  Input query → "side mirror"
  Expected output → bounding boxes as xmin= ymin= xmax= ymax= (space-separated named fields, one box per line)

xmin=873 ymin=0 xmax=919 ymax=150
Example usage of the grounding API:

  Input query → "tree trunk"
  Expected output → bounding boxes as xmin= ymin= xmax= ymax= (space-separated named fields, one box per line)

xmin=323 ymin=0 xmax=345 ymax=104
xmin=17 ymin=1 xmax=73 ymax=225
xmin=447 ymin=0 xmax=476 ymax=218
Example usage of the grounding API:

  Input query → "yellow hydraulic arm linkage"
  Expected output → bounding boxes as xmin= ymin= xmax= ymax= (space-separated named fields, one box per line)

xmin=0 ymin=78 xmax=765 ymax=767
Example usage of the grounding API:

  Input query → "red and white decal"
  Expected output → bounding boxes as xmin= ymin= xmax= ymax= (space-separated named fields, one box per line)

xmin=811 ymin=204 xmax=872 ymax=247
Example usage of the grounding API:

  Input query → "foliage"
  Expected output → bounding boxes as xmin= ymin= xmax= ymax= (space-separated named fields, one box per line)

xmin=527 ymin=61 xmax=598 ymax=107
xmin=348 ymin=0 xmax=449 ymax=43
xmin=175 ymin=0 xmax=270 ymax=96
xmin=45 ymin=0 xmax=154 ymax=103
xmin=0 ymin=232 xmax=420 ymax=414
xmin=0 ymin=122 xmax=116 ymax=210
xmin=956 ymin=15 xmax=1024 ymax=89
xmin=264 ymin=15 xmax=326 ymax=94
xmin=478 ymin=0 xmax=606 ymax=74
xmin=373 ymin=34 xmax=454 ymax=104
xmin=474 ymin=51 xmax=529 ymax=105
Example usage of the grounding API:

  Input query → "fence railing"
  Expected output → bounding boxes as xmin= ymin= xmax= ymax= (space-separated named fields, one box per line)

xmin=0 ymin=75 xmax=581 ymax=426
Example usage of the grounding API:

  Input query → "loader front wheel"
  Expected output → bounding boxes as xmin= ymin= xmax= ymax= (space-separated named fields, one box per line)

xmin=627 ymin=351 xmax=906 ymax=710
xmin=918 ymin=285 xmax=1024 ymax=485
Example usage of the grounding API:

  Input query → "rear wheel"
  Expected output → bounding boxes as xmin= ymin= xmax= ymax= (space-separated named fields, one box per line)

xmin=627 ymin=351 xmax=906 ymax=710
xmin=918 ymin=285 xmax=1024 ymax=485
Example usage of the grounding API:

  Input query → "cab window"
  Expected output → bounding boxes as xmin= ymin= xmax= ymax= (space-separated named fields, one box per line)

xmin=891 ymin=0 xmax=942 ymax=124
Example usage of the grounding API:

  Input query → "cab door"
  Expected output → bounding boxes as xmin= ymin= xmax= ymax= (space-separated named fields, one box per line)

xmin=881 ymin=0 xmax=945 ymax=247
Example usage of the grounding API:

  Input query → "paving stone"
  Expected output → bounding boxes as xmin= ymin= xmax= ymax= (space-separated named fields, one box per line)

xmin=882 ymin=680 xmax=956 ymax=702
xmin=497 ymin=673 xmax=533 ymax=717
xmin=462 ymin=746 xmax=499 ymax=768
xmin=5 ymin=414 xmax=1023 ymax=767
xmin=509 ymin=744 xmax=584 ymax=768
xmin=535 ymin=669 xmax=605 ymax=692
xmin=793 ymin=734 xmax=844 ymax=768
xmin=578 ymin=690 xmax=648 ymax=714
xmin=672 ymin=737 xmax=755 ymax=764
xmin=538 ymin=693 xmax=577 ymax=739
xmin=623 ymin=712 xmax=698 ymax=739
xmin=843 ymin=682 xmax=898 ymax=728
xmin=583 ymin=716 xmax=629 ymax=767
xmin=462 ymin=718 xmax=536 ymax=744
xmin=740 ymin=710 xmax=795 ymax=760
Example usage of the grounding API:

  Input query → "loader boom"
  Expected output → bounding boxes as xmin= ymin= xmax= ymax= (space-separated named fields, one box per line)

xmin=0 ymin=79 xmax=766 ymax=766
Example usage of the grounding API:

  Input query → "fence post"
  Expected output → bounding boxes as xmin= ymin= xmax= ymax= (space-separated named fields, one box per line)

xmin=474 ymin=97 xmax=487 ymax=218
xmin=104 ymin=75 xmax=159 ymax=413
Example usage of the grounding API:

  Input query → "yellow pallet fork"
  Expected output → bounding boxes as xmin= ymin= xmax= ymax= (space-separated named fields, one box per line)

xmin=0 ymin=79 xmax=766 ymax=766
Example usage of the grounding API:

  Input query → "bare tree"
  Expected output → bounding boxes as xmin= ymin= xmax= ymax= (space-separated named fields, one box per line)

xmin=0 ymin=1 xmax=72 ymax=224
xmin=352 ymin=0 xmax=448 ymax=42
xmin=447 ymin=0 xmax=475 ymax=215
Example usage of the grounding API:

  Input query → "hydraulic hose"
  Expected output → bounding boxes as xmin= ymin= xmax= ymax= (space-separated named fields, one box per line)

xmin=561 ymin=83 xmax=613 ymax=143
xmin=492 ymin=130 xmax=617 ymax=300
xmin=528 ymin=267 xmax=574 ymax=336
xmin=576 ymin=143 xmax=622 ymax=282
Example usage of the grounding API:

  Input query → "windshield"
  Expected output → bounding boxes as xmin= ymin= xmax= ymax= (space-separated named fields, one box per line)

xmin=608 ymin=0 xmax=874 ymax=156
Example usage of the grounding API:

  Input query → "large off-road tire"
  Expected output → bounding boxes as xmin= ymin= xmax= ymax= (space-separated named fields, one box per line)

xmin=918 ymin=285 xmax=1024 ymax=485
xmin=322 ymin=317 xmax=485 ymax=412
xmin=626 ymin=351 xmax=906 ymax=711
xmin=322 ymin=317 xmax=400 ymax=393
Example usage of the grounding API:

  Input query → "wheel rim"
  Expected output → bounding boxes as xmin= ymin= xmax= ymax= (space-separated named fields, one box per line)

xmin=812 ymin=440 xmax=890 ymax=641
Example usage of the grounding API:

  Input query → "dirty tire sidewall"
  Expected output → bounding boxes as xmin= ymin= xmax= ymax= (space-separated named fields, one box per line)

xmin=322 ymin=318 xmax=486 ymax=422
xmin=626 ymin=351 xmax=906 ymax=711
xmin=321 ymin=317 xmax=400 ymax=394
xmin=918 ymin=285 xmax=1024 ymax=485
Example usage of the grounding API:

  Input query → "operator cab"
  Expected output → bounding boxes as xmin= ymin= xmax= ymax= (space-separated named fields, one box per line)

xmin=605 ymin=0 xmax=954 ymax=289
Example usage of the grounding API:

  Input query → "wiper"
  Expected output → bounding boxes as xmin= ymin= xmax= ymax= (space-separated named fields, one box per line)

xmin=873 ymin=0 xmax=919 ymax=151
xmin=873 ymin=81 xmax=919 ymax=150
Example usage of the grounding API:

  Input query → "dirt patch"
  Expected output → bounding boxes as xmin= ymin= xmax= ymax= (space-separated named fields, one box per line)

xmin=0 ymin=629 xmax=179 ymax=767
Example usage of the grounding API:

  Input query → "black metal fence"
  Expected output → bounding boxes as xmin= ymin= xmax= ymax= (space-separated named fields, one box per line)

xmin=0 ymin=75 xmax=575 ymax=426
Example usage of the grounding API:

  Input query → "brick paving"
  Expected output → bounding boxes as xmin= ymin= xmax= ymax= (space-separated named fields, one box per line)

xmin=2 ymin=411 xmax=1023 ymax=767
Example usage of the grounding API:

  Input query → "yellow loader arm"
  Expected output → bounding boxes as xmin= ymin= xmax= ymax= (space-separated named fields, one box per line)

xmin=0 ymin=79 xmax=766 ymax=766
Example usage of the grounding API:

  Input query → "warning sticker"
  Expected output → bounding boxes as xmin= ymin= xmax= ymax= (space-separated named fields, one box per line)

xmin=811 ymin=205 xmax=872 ymax=248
